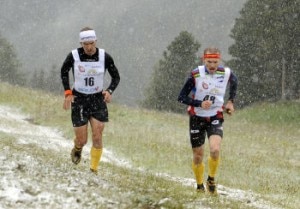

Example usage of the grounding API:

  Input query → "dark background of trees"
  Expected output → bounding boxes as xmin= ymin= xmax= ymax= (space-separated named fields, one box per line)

xmin=0 ymin=33 xmax=63 ymax=94
xmin=0 ymin=35 xmax=25 ymax=85
xmin=1 ymin=0 xmax=299 ymax=111
xmin=143 ymin=0 xmax=300 ymax=112
xmin=0 ymin=0 xmax=247 ymax=105
xmin=227 ymin=0 xmax=300 ymax=107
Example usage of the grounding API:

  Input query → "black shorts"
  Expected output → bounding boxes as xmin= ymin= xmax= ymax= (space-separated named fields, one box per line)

xmin=71 ymin=92 xmax=108 ymax=127
xmin=189 ymin=115 xmax=224 ymax=148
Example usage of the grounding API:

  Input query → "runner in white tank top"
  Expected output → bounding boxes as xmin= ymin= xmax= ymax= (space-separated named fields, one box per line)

xmin=60 ymin=27 xmax=120 ymax=174
xmin=178 ymin=47 xmax=238 ymax=194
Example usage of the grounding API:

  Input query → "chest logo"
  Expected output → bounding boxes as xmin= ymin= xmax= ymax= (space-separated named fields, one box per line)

xmin=202 ymin=82 xmax=209 ymax=89
xmin=78 ymin=65 xmax=85 ymax=72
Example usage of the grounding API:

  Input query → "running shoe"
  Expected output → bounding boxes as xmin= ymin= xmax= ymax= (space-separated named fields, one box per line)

xmin=71 ymin=146 xmax=82 ymax=164
xmin=206 ymin=177 xmax=217 ymax=195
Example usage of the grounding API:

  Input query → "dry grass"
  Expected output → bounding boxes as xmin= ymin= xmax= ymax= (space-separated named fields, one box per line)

xmin=1 ymin=82 xmax=299 ymax=209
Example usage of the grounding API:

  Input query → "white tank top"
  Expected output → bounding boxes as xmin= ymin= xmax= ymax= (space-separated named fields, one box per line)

xmin=72 ymin=49 xmax=105 ymax=94
xmin=193 ymin=66 xmax=231 ymax=117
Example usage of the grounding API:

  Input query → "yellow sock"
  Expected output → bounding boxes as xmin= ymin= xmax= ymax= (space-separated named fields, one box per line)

xmin=192 ymin=161 xmax=205 ymax=185
xmin=90 ymin=147 xmax=103 ymax=171
xmin=208 ymin=156 xmax=220 ymax=178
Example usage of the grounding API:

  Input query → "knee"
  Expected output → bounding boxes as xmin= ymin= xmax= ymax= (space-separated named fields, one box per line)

xmin=92 ymin=131 xmax=103 ymax=139
xmin=75 ymin=139 xmax=87 ymax=147
xmin=210 ymin=148 xmax=220 ymax=159
xmin=92 ymin=129 xmax=104 ymax=148
xmin=74 ymin=135 xmax=88 ymax=147
xmin=193 ymin=147 xmax=204 ymax=163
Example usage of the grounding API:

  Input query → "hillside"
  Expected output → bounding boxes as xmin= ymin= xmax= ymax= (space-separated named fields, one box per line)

xmin=0 ymin=83 xmax=299 ymax=209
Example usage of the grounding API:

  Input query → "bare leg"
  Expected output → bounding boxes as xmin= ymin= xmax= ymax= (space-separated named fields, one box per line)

xmin=89 ymin=117 xmax=105 ymax=148
xmin=73 ymin=124 xmax=88 ymax=148
xmin=192 ymin=145 xmax=205 ymax=164
xmin=209 ymin=135 xmax=221 ymax=159
xmin=206 ymin=135 xmax=221 ymax=194
xmin=71 ymin=124 xmax=88 ymax=164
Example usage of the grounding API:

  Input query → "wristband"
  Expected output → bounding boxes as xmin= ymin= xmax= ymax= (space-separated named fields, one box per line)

xmin=106 ymin=89 xmax=113 ymax=95
xmin=64 ymin=90 xmax=73 ymax=96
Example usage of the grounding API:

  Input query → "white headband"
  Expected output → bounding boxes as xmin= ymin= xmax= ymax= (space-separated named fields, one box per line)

xmin=79 ymin=30 xmax=97 ymax=42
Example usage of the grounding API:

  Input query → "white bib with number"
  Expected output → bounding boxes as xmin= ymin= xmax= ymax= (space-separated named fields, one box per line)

xmin=72 ymin=49 xmax=105 ymax=94
xmin=194 ymin=66 xmax=231 ymax=117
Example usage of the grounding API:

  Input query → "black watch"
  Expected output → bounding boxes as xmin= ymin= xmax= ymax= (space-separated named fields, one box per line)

xmin=107 ymin=89 xmax=113 ymax=95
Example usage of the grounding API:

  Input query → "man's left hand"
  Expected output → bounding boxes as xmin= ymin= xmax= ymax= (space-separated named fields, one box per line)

xmin=102 ymin=91 xmax=112 ymax=103
xmin=225 ymin=100 xmax=234 ymax=115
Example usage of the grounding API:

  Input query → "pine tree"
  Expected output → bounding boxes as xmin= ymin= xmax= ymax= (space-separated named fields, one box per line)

xmin=228 ymin=0 xmax=300 ymax=107
xmin=0 ymin=34 xmax=25 ymax=85
xmin=142 ymin=31 xmax=200 ymax=113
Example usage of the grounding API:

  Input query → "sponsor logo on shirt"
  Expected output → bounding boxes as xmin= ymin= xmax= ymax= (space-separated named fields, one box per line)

xmin=209 ymin=88 xmax=219 ymax=94
xmin=202 ymin=82 xmax=209 ymax=89
xmin=78 ymin=65 xmax=85 ymax=72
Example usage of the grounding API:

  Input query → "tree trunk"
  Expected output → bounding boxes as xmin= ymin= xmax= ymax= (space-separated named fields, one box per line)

xmin=281 ymin=57 xmax=286 ymax=100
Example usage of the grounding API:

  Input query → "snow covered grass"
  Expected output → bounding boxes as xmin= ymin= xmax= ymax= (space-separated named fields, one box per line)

xmin=105 ymin=101 xmax=300 ymax=208
xmin=0 ymin=82 xmax=299 ymax=209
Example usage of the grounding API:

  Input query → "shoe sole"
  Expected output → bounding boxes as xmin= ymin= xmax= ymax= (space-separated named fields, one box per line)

xmin=71 ymin=157 xmax=81 ymax=164
xmin=206 ymin=182 xmax=217 ymax=195
xmin=90 ymin=168 xmax=98 ymax=175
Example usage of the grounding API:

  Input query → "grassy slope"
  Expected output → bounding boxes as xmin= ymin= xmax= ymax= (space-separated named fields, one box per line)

xmin=1 ymin=82 xmax=299 ymax=209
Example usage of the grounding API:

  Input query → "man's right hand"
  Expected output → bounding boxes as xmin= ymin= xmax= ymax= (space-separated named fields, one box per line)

xmin=201 ymin=100 xmax=212 ymax=110
xmin=63 ymin=95 xmax=74 ymax=110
